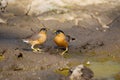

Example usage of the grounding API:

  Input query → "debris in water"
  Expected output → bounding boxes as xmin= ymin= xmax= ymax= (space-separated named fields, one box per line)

xmin=69 ymin=64 xmax=94 ymax=80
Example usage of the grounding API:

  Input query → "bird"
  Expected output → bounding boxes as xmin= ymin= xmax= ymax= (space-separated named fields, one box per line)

xmin=22 ymin=28 xmax=47 ymax=52
xmin=69 ymin=64 xmax=94 ymax=80
xmin=54 ymin=30 xmax=69 ymax=55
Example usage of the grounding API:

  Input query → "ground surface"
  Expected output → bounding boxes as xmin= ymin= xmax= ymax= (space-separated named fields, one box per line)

xmin=0 ymin=1 xmax=120 ymax=80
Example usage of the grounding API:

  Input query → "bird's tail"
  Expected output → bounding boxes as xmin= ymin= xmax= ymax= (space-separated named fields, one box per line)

xmin=22 ymin=39 xmax=29 ymax=43
xmin=66 ymin=35 xmax=76 ymax=42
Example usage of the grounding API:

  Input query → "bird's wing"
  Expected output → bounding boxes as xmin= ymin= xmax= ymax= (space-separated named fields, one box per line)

xmin=30 ymin=34 xmax=41 ymax=40
xmin=26 ymin=33 xmax=41 ymax=41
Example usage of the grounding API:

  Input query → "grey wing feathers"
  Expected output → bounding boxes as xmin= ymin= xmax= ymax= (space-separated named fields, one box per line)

xmin=25 ymin=33 xmax=41 ymax=41
xmin=29 ymin=34 xmax=41 ymax=40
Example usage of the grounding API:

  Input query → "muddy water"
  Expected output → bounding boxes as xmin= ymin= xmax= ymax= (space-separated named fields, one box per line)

xmin=88 ymin=61 xmax=120 ymax=79
xmin=56 ymin=56 xmax=120 ymax=80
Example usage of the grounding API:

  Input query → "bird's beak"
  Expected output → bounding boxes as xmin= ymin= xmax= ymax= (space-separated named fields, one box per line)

xmin=53 ymin=30 xmax=56 ymax=33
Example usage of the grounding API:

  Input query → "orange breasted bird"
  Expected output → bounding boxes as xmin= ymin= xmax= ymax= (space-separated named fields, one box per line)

xmin=22 ymin=28 xmax=47 ymax=52
xmin=54 ymin=30 xmax=69 ymax=55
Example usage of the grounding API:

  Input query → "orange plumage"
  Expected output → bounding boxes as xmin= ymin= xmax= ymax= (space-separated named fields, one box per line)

xmin=54 ymin=30 xmax=68 ymax=55
xmin=23 ymin=28 xmax=47 ymax=52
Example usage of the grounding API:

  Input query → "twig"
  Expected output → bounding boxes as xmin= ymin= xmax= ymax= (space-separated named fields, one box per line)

xmin=25 ymin=3 xmax=31 ymax=16
xmin=30 ymin=28 xmax=36 ymax=33
xmin=91 ymin=14 xmax=109 ymax=28
xmin=40 ymin=22 xmax=46 ymax=28
xmin=107 ymin=15 xmax=120 ymax=26
xmin=91 ymin=14 xmax=120 ymax=29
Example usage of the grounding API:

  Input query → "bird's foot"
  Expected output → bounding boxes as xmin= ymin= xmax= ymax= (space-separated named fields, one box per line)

xmin=60 ymin=49 xmax=68 ymax=56
xmin=32 ymin=48 xmax=43 ymax=53
xmin=33 ymin=48 xmax=38 ymax=52
xmin=36 ymin=48 xmax=42 ymax=52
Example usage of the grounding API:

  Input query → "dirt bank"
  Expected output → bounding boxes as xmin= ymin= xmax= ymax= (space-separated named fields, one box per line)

xmin=0 ymin=1 xmax=120 ymax=80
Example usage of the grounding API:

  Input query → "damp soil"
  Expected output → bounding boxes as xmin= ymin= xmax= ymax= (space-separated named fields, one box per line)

xmin=0 ymin=3 xmax=120 ymax=80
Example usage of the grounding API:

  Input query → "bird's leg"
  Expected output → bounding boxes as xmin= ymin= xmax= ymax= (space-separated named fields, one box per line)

xmin=31 ymin=44 xmax=42 ymax=52
xmin=61 ymin=47 xmax=68 ymax=55
xmin=31 ymin=45 xmax=37 ymax=52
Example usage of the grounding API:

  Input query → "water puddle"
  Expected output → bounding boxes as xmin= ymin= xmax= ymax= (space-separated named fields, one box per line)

xmin=55 ymin=61 xmax=120 ymax=80
xmin=88 ymin=61 xmax=120 ymax=79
